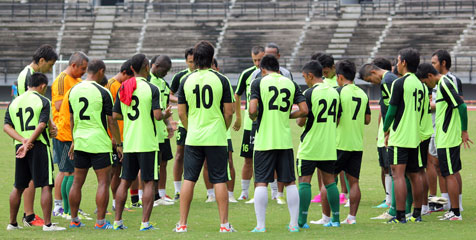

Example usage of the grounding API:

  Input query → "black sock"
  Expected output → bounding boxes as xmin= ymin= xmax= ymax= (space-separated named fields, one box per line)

xmin=155 ymin=193 xmax=160 ymax=201
xmin=131 ymin=195 xmax=139 ymax=204
xmin=396 ymin=210 xmax=406 ymax=221
xmin=451 ymin=208 xmax=460 ymax=216
xmin=46 ymin=223 xmax=52 ymax=227
xmin=25 ymin=213 xmax=35 ymax=223
xmin=412 ymin=208 xmax=421 ymax=218
xmin=10 ymin=222 xmax=18 ymax=227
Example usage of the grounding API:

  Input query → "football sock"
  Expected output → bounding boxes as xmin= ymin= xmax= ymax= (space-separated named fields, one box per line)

xmin=385 ymin=174 xmax=392 ymax=205
xmin=138 ymin=190 xmax=143 ymax=200
xmin=405 ymin=176 xmax=413 ymax=214
xmin=412 ymin=208 xmax=421 ymax=218
xmin=207 ymin=189 xmax=215 ymax=197
xmin=389 ymin=178 xmax=396 ymax=216
xmin=141 ymin=222 xmax=150 ymax=228
xmin=159 ymin=189 xmax=166 ymax=198
xmin=66 ymin=176 xmax=74 ymax=214
xmin=130 ymin=189 xmax=139 ymax=204
xmin=298 ymin=182 xmax=311 ymax=227
xmin=347 ymin=214 xmax=356 ymax=221
xmin=241 ymin=179 xmax=250 ymax=197
xmin=24 ymin=213 xmax=35 ymax=223
xmin=459 ymin=194 xmax=463 ymax=211
xmin=277 ymin=192 xmax=284 ymax=198
xmin=325 ymin=182 xmax=340 ymax=223
xmin=72 ymin=217 xmax=80 ymax=223
xmin=396 ymin=210 xmax=405 ymax=221
xmin=61 ymin=176 xmax=69 ymax=215
xmin=254 ymin=186 xmax=268 ymax=229
xmin=441 ymin=192 xmax=450 ymax=210
xmin=154 ymin=193 xmax=160 ymax=201
xmin=228 ymin=191 xmax=234 ymax=198
xmin=451 ymin=208 xmax=460 ymax=216
xmin=174 ymin=181 xmax=182 ymax=194
xmin=286 ymin=185 xmax=299 ymax=227
xmin=112 ymin=199 xmax=116 ymax=209
xmin=220 ymin=222 xmax=230 ymax=228
xmin=270 ymin=179 xmax=278 ymax=198
xmin=97 ymin=219 xmax=105 ymax=225
xmin=54 ymin=199 xmax=63 ymax=211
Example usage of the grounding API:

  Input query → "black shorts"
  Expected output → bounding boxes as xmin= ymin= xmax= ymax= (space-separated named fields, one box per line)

xmin=184 ymin=145 xmax=229 ymax=184
xmin=176 ymin=126 xmax=187 ymax=146
xmin=297 ymin=159 xmax=335 ymax=177
xmin=388 ymin=146 xmax=420 ymax=173
xmin=378 ymin=147 xmax=389 ymax=168
xmin=74 ymin=151 xmax=112 ymax=170
xmin=227 ymin=139 xmax=233 ymax=153
xmin=159 ymin=139 xmax=173 ymax=161
xmin=254 ymin=149 xmax=295 ymax=183
xmin=239 ymin=129 xmax=253 ymax=158
xmin=335 ymin=150 xmax=363 ymax=179
xmin=419 ymin=138 xmax=431 ymax=169
xmin=437 ymin=146 xmax=461 ymax=177
xmin=112 ymin=148 xmax=120 ymax=167
xmin=122 ymin=151 xmax=159 ymax=181
xmin=14 ymin=141 xmax=54 ymax=189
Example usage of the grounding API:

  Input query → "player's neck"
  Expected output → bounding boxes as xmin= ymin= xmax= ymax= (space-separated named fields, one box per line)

xmin=311 ymin=78 xmax=323 ymax=86
xmin=440 ymin=69 xmax=449 ymax=75
xmin=29 ymin=62 xmax=40 ymax=72
xmin=342 ymin=79 xmax=353 ymax=85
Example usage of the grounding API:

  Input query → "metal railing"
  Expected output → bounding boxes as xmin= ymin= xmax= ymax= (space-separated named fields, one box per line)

xmin=0 ymin=2 xmax=94 ymax=20
xmin=361 ymin=0 xmax=476 ymax=16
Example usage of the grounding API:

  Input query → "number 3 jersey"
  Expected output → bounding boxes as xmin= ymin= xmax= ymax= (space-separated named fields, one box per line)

xmin=250 ymin=72 xmax=305 ymax=151
xmin=297 ymin=83 xmax=339 ymax=161
xmin=388 ymin=72 xmax=426 ymax=148
xmin=177 ymin=69 xmax=233 ymax=146
xmin=4 ymin=90 xmax=51 ymax=146
xmin=113 ymin=77 xmax=161 ymax=153
xmin=69 ymin=81 xmax=114 ymax=153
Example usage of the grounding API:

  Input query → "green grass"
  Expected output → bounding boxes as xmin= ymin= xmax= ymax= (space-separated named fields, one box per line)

xmin=1 ymin=109 xmax=476 ymax=239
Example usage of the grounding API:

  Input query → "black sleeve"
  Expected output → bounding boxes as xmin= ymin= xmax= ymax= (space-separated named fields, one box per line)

xmin=250 ymin=78 xmax=261 ymax=101
xmin=38 ymin=97 xmax=50 ymax=124
xmin=177 ymin=75 xmax=188 ymax=105
xmin=365 ymin=98 xmax=371 ymax=114
xmin=288 ymin=71 xmax=294 ymax=80
xmin=292 ymin=81 xmax=305 ymax=104
xmin=389 ymin=78 xmax=404 ymax=106
xmin=113 ymin=91 xmax=122 ymax=114
xmin=235 ymin=69 xmax=252 ymax=96
xmin=150 ymin=84 xmax=161 ymax=110
xmin=221 ymin=77 xmax=233 ymax=103
xmin=4 ymin=104 xmax=13 ymax=126
xmin=336 ymin=88 xmax=343 ymax=118
xmin=456 ymin=77 xmax=463 ymax=97
xmin=441 ymin=78 xmax=464 ymax=109
xmin=170 ymin=71 xmax=185 ymax=94
xmin=304 ymin=88 xmax=313 ymax=109
xmin=103 ymin=91 xmax=113 ymax=116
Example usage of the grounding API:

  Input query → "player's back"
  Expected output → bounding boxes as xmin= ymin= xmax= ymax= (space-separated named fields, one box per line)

xmin=420 ymin=84 xmax=433 ymax=141
xmin=253 ymin=72 xmax=300 ymax=151
xmin=297 ymin=83 xmax=339 ymax=160
xmin=435 ymin=75 xmax=462 ymax=148
xmin=69 ymin=81 xmax=113 ymax=153
xmin=106 ymin=78 xmax=124 ymax=140
xmin=336 ymin=84 xmax=369 ymax=151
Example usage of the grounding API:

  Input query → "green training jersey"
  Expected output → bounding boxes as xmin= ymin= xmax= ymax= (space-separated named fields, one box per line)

xmin=435 ymin=75 xmax=464 ymax=148
xmin=297 ymin=83 xmax=339 ymax=160
xmin=150 ymin=73 xmax=170 ymax=143
xmin=324 ymin=75 xmax=338 ymax=88
xmin=17 ymin=65 xmax=35 ymax=96
xmin=4 ymin=90 xmax=50 ymax=146
xmin=377 ymin=71 xmax=398 ymax=147
xmin=68 ymin=81 xmax=113 ymax=153
xmin=251 ymin=72 xmax=305 ymax=151
xmin=113 ymin=77 xmax=161 ymax=152
xmin=235 ymin=66 xmax=257 ymax=131
xmin=171 ymin=68 xmax=192 ymax=129
xmin=336 ymin=84 xmax=370 ymax=151
xmin=420 ymin=84 xmax=433 ymax=141
xmin=388 ymin=73 xmax=425 ymax=148
xmin=177 ymin=69 xmax=233 ymax=146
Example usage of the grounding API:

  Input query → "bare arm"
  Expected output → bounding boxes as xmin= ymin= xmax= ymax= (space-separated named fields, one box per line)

xmin=365 ymin=114 xmax=371 ymax=125
xmin=178 ymin=104 xmax=188 ymax=130
xmin=232 ymin=94 xmax=242 ymax=131
xmin=290 ymin=102 xmax=308 ymax=119
xmin=3 ymin=124 xmax=27 ymax=143
xmin=223 ymin=102 xmax=233 ymax=130
xmin=169 ymin=93 xmax=178 ymax=104
xmin=107 ymin=115 xmax=123 ymax=160
xmin=296 ymin=117 xmax=306 ymax=127
xmin=113 ymin=112 xmax=123 ymax=120
xmin=249 ymin=99 xmax=258 ymax=121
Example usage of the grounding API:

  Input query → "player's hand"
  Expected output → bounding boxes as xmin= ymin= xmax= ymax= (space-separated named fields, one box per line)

xmin=116 ymin=146 xmax=123 ymax=162
xmin=384 ymin=131 xmax=389 ymax=147
xmin=164 ymin=106 xmax=173 ymax=119
xmin=16 ymin=144 xmax=29 ymax=158
xmin=49 ymin=125 xmax=57 ymax=138
xmin=167 ymin=121 xmax=177 ymax=139
xmin=68 ymin=143 xmax=75 ymax=160
xmin=232 ymin=117 xmax=241 ymax=131
xmin=22 ymin=139 xmax=34 ymax=150
xmin=461 ymin=131 xmax=473 ymax=149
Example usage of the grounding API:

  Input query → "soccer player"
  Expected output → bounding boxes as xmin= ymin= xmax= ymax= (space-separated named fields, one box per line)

xmin=51 ymin=52 xmax=89 ymax=219
xmin=311 ymin=52 xmax=337 ymax=87
xmin=334 ymin=60 xmax=371 ymax=224
xmin=359 ymin=62 xmax=398 ymax=210
xmin=383 ymin=48 xmax=425 ymax=223
xmin=67 ymin=60 xmax=123 ymax=229
xmin=16 ymin=44 xmax=58 ymax=227
xmin=149 ymin=55 xmax=176 ymax=205
xmin=174 ymin=41 xmax=234 ymax=233
xmin=5 ymin=73 xmax=65 ymax=231
xmin=296 ymin=60 xmax=339 ymax=228
xmin=170 ymin=48 xmax=195 ymax=200
xmin=106 ymin=60 xmax=134 ymax=211
xmin=416 ymin=63 xmax=471 ymax=220
xmin=249 ymin=55 xmax=307 ymax=232
xmin=430 ymin=49 xmax=464 ymax=211
xmin=113 ymin=53 xmax=171 ymax=231
xmin=249 ymin=43 xmax=292 ymax=204
xmin=233 ymin=46 xmax=265 ymax=201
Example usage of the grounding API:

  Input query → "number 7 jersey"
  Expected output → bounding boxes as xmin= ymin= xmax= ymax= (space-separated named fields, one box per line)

xmin=250 ymin=72 xmax=305 ymax=151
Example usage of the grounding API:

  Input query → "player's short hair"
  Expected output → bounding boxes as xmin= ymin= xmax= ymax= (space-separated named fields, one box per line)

xmin=120 ymin=59 xmax=133 ymax=76
xmin=193 ymin=41 xmax=214 ymax=69
xmin=251 ymin=46 xmax=265 ymax=55
xmin=393 ymin=64 xmax=399 ymax=76
xmin=266 ymin=43 xmax=280 ymax=54
xmin=398 ymin=48 xmax=420 ymax=73
xmin=260 ymin=55 xmax=280 ymax=72
xmin=29 ymin=72 xmax=48 ymax=87
xmin=301 ymin=60 xmax=323 ymax=78
xmin=316 ymin=53 xmax=334 ymax=68
xmin=131 ymin=53 xmax=148 ymax=73
xmin=213 ymin=58 xmax=218 ymax=68
xmin=99 ymin=76 xmax=108 ymax=87
xmin=372 ymin=57 xmax=392 ymax=71
xmin=68 ymin=51 xmax=89 ymax=66
xmin=358 ymin=63 xmax=380 ymax=80
xmin=185 ymin=48 xmax=194 ymax=59
xmin=32 ymin=44 xmax=58 ymax=64
xmin=310 ymin=51 xmax=323 ymax=61
xmin=336 ymin=59 xmax=356 ymax=81
xmin=88 ymin=59 xmax=106 ymax=74
xmin=432 ymin=49 xmax=452 ymax=70
xmin=150 ymin=55 xmax=159 ymax=67
xmin=416 ymin=63 xmax=438 ymax=79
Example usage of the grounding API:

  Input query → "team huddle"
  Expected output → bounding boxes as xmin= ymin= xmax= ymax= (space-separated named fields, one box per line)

xmin=4 ymin=41 xmax=471 ymax=233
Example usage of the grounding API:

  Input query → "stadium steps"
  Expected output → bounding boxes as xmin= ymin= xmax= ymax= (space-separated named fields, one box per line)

xmin=325 ymin=4 xmax=361 ymax=58
xmin=88 ymin=6 xmax=115 ymax=59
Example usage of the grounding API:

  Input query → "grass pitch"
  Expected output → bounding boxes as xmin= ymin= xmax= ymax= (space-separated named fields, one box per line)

xmin=0 ymin=109 xmax=475 ymax=239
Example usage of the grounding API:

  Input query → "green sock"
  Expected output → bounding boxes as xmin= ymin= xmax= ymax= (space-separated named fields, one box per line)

xmin=405 ymin=176 xmax=413 ymax=214
xmin=298 ymin=183 xmax=312 ymax=227
xmin=344 ymin=174 xmax=350 ymax=195
xmin=66 ymin=175 xmax=74 ymax=215
xmin=389 ymin=178 xmax=396 ymax=216
xmin=325 ymin=182 xmax=340 ymax=223
xmin=61 ymin=175 xmax=70 ymax=215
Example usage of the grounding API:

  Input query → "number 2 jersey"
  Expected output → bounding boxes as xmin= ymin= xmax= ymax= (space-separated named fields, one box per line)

xmin=297 ymin=83 xmax=339 ymax=160
xmin=250 ymin=72 xmax=305 ymax=151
